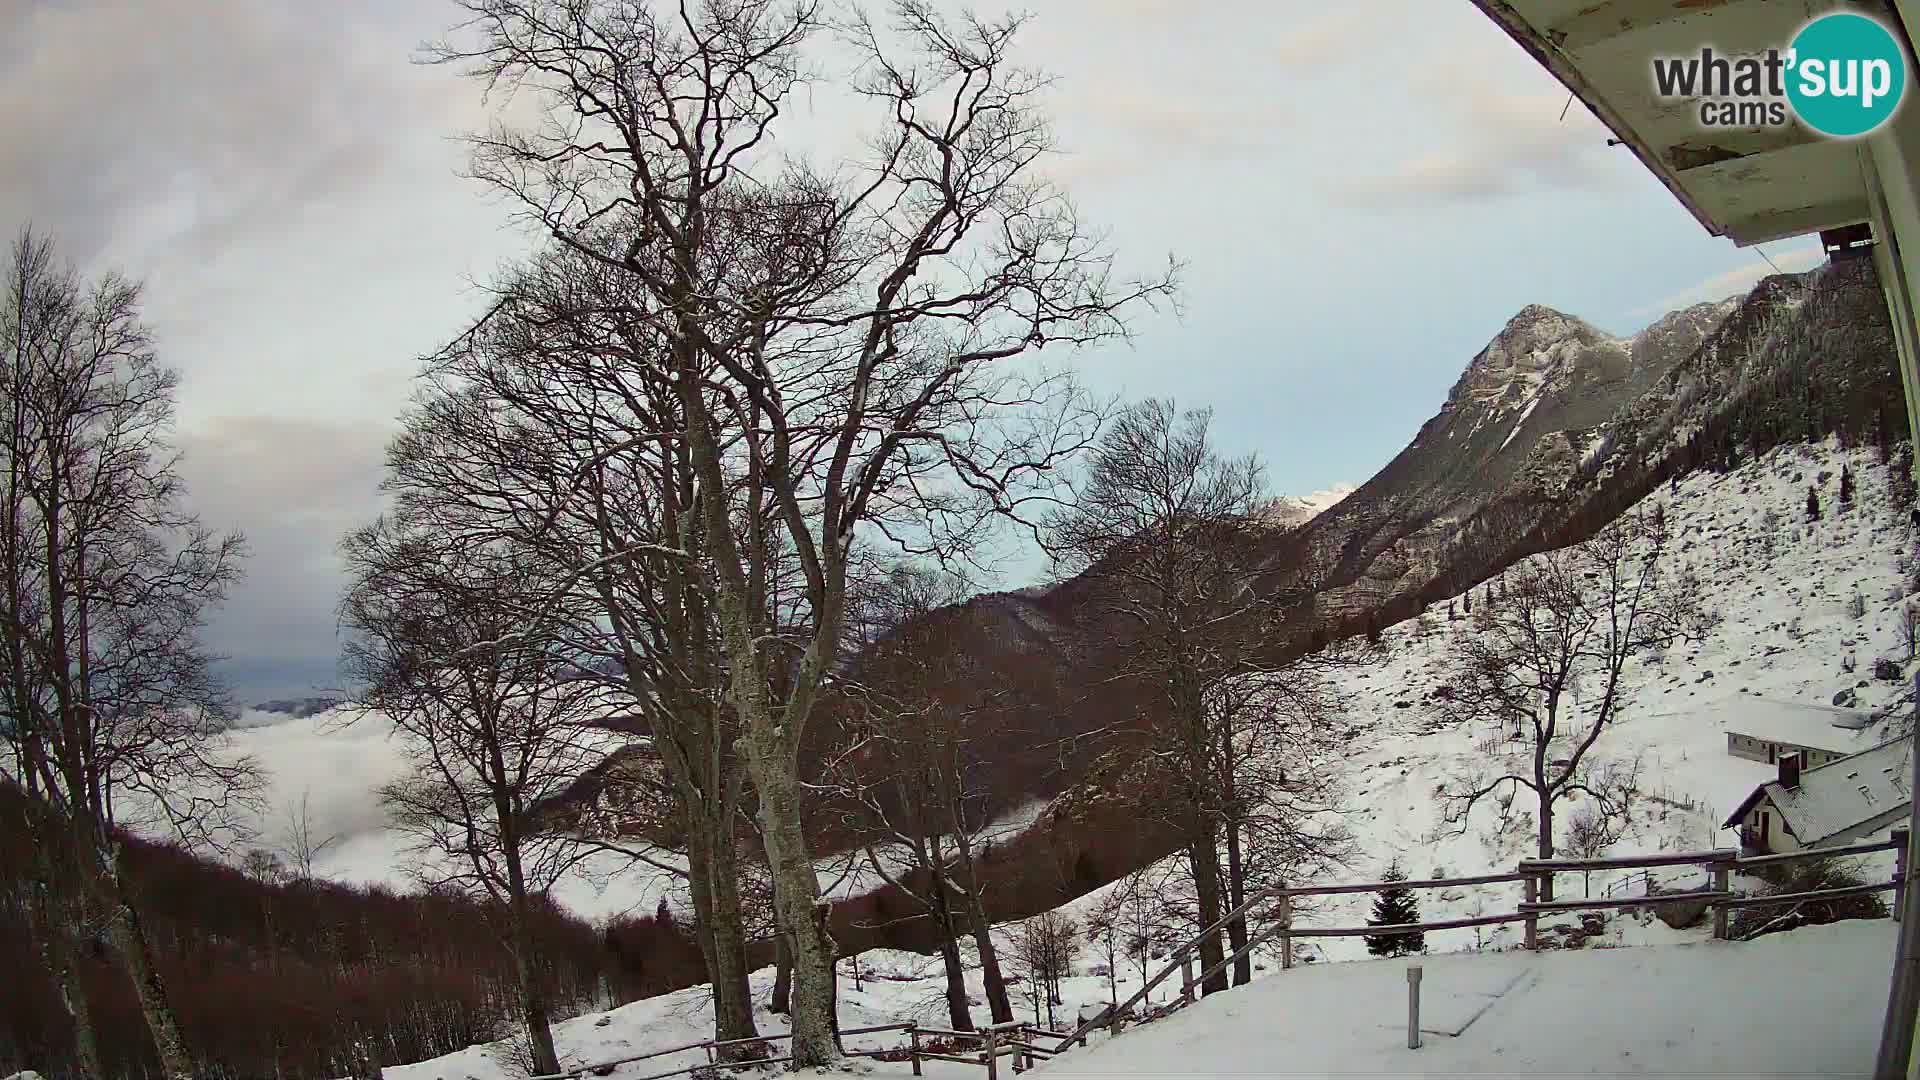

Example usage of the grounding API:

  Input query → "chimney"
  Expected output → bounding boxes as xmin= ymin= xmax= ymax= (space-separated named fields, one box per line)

xmin=1779 ymin=752 xmax=1803 ymax=789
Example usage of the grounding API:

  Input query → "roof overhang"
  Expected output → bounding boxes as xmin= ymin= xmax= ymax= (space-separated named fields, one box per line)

xmin=1470 ymin=0 xmax=1911 ymax=246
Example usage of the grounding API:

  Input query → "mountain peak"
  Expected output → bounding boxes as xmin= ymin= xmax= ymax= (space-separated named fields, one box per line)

xmin=1254 ymin=484 xmax=1358 ymax=529
xmin=1444 ymin=304 xmax=1617 ymax=413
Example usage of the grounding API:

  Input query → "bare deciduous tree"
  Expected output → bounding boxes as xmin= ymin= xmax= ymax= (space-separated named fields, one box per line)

xmin=341 ymin=523 xmax=604 ymax=1078
xmin=1201 ymin=668 xmax=1350 ymax=983
xmin=1044 ymin=399 xmax=1276 ymax=996
xmin=1441 ymin=509 xmax=1699 ymax=899
xmin=279 ymin=789 xmax=343 ymax=882
xmin=426 ymin=1 xmax=1174 ymax=1064
xmin=1010 ymin=910 xmax=1078 ymax=1029
xmin=839 ymin=562 xmax=1018 ymax=1029
xmin=0 ymin=226 xmax=256 ymax=1080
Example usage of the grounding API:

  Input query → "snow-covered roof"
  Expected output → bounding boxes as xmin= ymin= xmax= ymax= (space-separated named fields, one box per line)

xmin=1720 ymin=698 xmax=1869 ymax=753
xmin=1723 ymin=737 xmax=1914 ymax=844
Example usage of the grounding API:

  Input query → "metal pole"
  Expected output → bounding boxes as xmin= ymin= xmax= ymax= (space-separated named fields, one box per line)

xmin=1522 ymin=871 xmax=1540 ymax=951
xmin=1711 ymin=860 xmax=1731 ymax=941
xmin=1407 ymin=965 xmax=1423 ymax=1050
xmin=1871 ymin=680 xmax=1920 ymax=1080
xmin=1896 ymin=828 xmax=1910 ymax=925
xmin=1280 ymin=892 xmax=1294 ymax=970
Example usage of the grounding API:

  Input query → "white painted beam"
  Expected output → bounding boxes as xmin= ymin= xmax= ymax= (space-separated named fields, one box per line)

xmin=1547 ymin=0 xmax=1741 ymax=53
xmin=1724 ymin=198 xmax=1871 ymax=245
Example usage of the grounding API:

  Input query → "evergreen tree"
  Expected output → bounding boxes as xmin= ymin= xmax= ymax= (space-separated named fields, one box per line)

xmin=1806 ymin=484 xmax=1822 ymax=523
xmin=1839 ymin=465 xmax=1855 ymax=509
xmin=1365 ymin=861 xmax=1424 ymax=958
xmin=1463 ymin=591 xmax=1472 ymax=615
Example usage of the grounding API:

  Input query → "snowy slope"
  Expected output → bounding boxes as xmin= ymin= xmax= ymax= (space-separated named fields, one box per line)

xmin=1046 ymin=438 xmax=1915 ymax=968
xmin=1044 ymin=920 xmax=1895 ymax=1077
xmin=382 ymin=911 xmax=1898 ymax=1079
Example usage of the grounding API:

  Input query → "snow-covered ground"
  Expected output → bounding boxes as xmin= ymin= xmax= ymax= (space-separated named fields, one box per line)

xmin=386 ymin=919 xmax=1897 ymax=1080
xmin=1044 ymin=919 xmax=1895 ymax=1077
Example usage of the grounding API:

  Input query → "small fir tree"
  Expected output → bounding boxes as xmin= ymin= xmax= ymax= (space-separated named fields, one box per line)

xmin=1365 ymin=861 xmax=1424 ymax=957
xmin=1806 ymin=484 xmax=1822 ymax=523
xmin=1839 ymin=465 xmax=1855 ymax=509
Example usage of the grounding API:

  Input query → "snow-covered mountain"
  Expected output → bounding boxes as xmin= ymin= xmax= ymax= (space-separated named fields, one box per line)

xmin=1286 ymin=260 xmax=1895 ymax=625
xmin=1253 ymin=484 xmax=1358 ymax=529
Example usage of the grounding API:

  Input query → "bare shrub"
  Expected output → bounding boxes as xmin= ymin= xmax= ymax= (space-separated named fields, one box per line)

xmin=1011 ymin=911 xmax=1081 ymax=1028
xmin=1730 ymin=858 xmax=1889 ymax=941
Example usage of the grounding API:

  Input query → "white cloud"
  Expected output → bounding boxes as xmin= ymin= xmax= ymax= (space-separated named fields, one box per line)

xmin=1629 ymin=244 xmax=1826 ymax=319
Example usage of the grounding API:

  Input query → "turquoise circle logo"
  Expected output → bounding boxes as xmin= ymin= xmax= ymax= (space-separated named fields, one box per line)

xmin=1786 ymin=12 xmax=1908 ymax=137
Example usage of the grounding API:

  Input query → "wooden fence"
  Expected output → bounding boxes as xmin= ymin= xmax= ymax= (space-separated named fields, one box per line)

xmin=516 ymin=830 xmax=1909 ymax=1080
xmin=524 ymin=1018 xmax=1071 ymax=1080
xmin=1057 ymin=829 xmax=1910 ymax=1052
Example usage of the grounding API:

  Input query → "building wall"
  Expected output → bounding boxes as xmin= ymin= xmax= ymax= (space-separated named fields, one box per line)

xmin=1725 ymin=733 xmax=1847 ymax=768
xmin=1740 ymin=797 xmax=1802 ymax=854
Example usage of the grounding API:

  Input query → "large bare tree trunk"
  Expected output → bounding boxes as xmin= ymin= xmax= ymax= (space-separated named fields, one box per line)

xmin=935 ymin=934 xmax=973 ymax=1031
xmin=1185 ymin=834 xmax=1229 ymax=996
xmin=1223 ymin=819 xmax=1250 ymax=987
xmin=103 ymin=848 xmax=194 ymax=1080
xmin=1536 ymin=794 xmax=1556 ymax=903
xmin=494 ymin=753 xmax=562 ymax=1078
xmin=770 ymin=930 xmax=792 ymax=1015
xmin=1218 ymin=719 xmax=1250 ymax=988
xmin=967 ymin=911 xmax=1014 ymax=1025
xmin=510 ymin=934 xmax=561 ymax=1078
xmin=738 ymin=733 xmax=836 ymax=1066
xmin=685 ymin=812 xmax=758 ymax=1047
xmin=27 ymin=856 xmax=102 ymax=1080
xmin=927 ymin=881 xmax=974 ymax=1031
xmin=944 ymin=842 xmax=1012 ymax=1024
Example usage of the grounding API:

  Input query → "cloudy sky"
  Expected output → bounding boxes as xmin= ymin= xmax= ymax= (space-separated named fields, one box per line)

xmin=1 ymin=0 xmax=1823 ymax=703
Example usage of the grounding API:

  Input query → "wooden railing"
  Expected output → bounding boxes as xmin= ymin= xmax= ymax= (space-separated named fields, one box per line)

xmin=524 ymin=1018 xmax=1073 ymax=1080
xmin=515 ymin=831 xmax=1912 ymax=1077
xmin=1053 ymin=829 xmax=1911 ymax=1054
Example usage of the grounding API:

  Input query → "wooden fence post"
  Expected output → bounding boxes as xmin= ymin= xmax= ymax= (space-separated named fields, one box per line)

xmin=1894 ymin=828 xmax=1910 ymax=925
xmin=1279 ymin=892 xmax=1293 ymax=970
xmin=1181 ymin=955 xmax=1195 ymax=1004
xmin=1711 ymin=858 xmax=1731 ymax=941
xmin=1406 ymin=964 xmax=1423 ymax=1050
xmin=984 ymin=1024 xmax=998 ymax=1080
xmin=909 ymin=1027 xmax=921 ymax=1076
xmin=1522 ymin=870 xmax=1539 ymax=951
